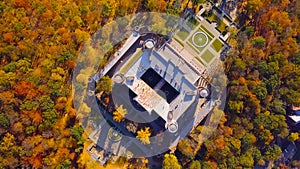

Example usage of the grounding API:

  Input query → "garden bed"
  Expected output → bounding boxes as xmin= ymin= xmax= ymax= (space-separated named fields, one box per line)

xmin=211 ymin=39 xmax=223 ymax=52
xmin=176 ymin=28 xmax=190 ymax=41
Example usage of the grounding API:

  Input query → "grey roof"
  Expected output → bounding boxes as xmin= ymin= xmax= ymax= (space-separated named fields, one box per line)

xmin=123 ymin=46 xmax=199 ymax=122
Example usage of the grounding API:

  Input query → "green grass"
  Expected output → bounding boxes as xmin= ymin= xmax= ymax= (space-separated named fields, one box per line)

xmin=195 ymin=57 xmax=206 ymax=66
xmin=192 ymin=33 xmax=208 ymax=47
xmin=176 ymin=28 xmax=189 ymax=41
xmin=187 ymin=17 xmax=200 ymax=30
xmin=200 ymin=25 xmax=215 ymax=39
xmin=201 ymin=50 xmax=215 ymax=63
xmin=187 ymin=41 xmax=201 ymax=54
xmin=187 ymin=29 xmax=212 ymax=54
xmin=211 ymin=39 xmax=223 ymax=52
xmin=119 ymin=48 xmax=143 ymax=74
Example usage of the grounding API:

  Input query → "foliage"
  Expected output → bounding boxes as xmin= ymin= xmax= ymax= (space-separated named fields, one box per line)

xmin=189 ymin=160 xmax=201 ymax=169
xmin=251 ymin=36 xmax=266 ymax=48
xmin=0 ymin=113 xmax=10 ymax=128
xmin=136 ymin=127 xmax=151 ymax=145
xmin=20 ymin=100 xmax=37 ymax=111
xmin=162 ymin=154 xmax=181 ymax=169
xmin=113 ymin=105 xmax=127 ymax=122
xmin=0 ymin=0 xmax=184 ymax=168
xmin=178 ymin=138 xmax=196 ymax=159
xmin=288 ymin=132 xmax=299 ymax=142
xmin=70 ymin=126 xmax=84 ymax=143
xmin=176 ymin=0 xmax=300 ymax=168
xmin=96 ymin=75 xmax=113 ymax=94
xmin=0 ymin=0 xmax=299 ymax=168
xmin=39 ymin=96 xmax=55 ymax=111
xmin=264 ymin=145 xmax=282 ymax=161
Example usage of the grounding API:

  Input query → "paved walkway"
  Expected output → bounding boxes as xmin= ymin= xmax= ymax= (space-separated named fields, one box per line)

xmin=93 ymin=33 xmax=140 ymax=81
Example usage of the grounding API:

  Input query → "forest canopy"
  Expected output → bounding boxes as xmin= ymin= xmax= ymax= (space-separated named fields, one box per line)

xmin=0 ymin=0 xmax=300 ymax=168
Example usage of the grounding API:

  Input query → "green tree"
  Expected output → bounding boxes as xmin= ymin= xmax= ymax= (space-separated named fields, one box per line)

xmin=254 ymin=112 xmax=288 ymax=138
xmin=251 ymin=36 xmax=266 ymax=48
xmin=0 ymin=113 xmax=10 ymax=128
xmin=245 ymin=26 xmax=255 ymax=37
xmin=226 ymin=137 xmax=241 ymax=154
xmin=226 ymin=156 xmax=239 ymax=168
xmin=145 ymin=0 xmax=155 ymax=11
xmin=264 ymin=145 xmax=282 ymax=161
xmin=102 ymin=0 xmax=112 ymax=18
xmin=20 ymin=100 xmax=37 ymax=111
xmin=39 ymin=96 xmax=55 ymax=111
xmin=178 ymin=138 xmax=195 ymax=159
xmin=0 ymin=71 xmax=16 ymax=89
xmin=42 ymin=109 xmax=59 ymax=122
xmin=269 ymin=99 xmax=286 ymax=115
xmin=292 ymin=52 xmax=300 ymax=65
xmin=202 ymin=161 xmax=217 ymax=169
xmin=258 ymin=61 xmax=279 ymax=78
xmin=0 ymin=133 xmax=23 ymax=168
xmin=96 ymin=75 xmax=113 ymax=94
xmin=189 ymin=160 xmax=201 ymax=169
xmin=70 ymin=126 xmax=84 ymax=142
xmin=16 ymin=59 xmax=32 ymax=73
xmin=233 ymin=58 xmax=246 ymax=71
xmin=241 ymin=133 xmax=256 ymax=150
xmin=25 ymin=126 xmax=36 ymax=135
xmin=246 ymin=0 xmax=263 ymax=15
xmin=70 ymin=126 xmax=85 ymax=152
xmin=3 ymin=62 xmax=17 ymax=72
xmin=258 ymin=129 xmax=273 ymax=144
xmin=263 ymin=75 xmax=280 ymax=93
xmin=253 ymin=84 xmax=268 ymax=101
xmin=239 ymin=151 xmax=254 ymax=168
xmin=249 ymin=147 xmax=262 ymax=163
xmin=228 ymin=100 xmax=243 ymax=114
xmin=56 ymin=159 xmax=71 ymax=169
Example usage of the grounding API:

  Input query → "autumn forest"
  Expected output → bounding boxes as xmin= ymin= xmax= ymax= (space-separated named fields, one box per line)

xmin=0 ymin=0 xmax=300 ymax=168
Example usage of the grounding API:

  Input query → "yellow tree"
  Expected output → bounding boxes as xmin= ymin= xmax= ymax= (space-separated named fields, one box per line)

xmin=113 ymin=105 xmax=127 ymax=122
xmin=136 ymin=127 xmax=151 ymax=145
xmin=162 ymin=154 xmax=181 ymax=169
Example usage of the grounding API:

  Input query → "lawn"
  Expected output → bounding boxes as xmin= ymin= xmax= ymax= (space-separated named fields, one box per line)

xmin=201 ymin=49 xmax=215 ymax=63
xmin=200 ymin=25 xmax=214 ymax=39
xmin=187 ymin=41 xmax=201 ymax=54
xmin=176 ymin=28 xmax=189 ymax=41
xmin=211 ymin=39 xmax=223 ymax=52
xmin=187 ymin=17 xmax=200 ymax=30
xmin=119 ymin=48 xmax=143 ymax=74
xmin=187 ymin=29 xmax=212 ymax=54
xmin=192 ymin=32 xmax=208 ymax=47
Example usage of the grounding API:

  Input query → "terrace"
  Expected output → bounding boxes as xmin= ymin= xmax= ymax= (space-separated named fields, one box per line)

xmin=173 ymin=11 xmax=227 ymax=71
